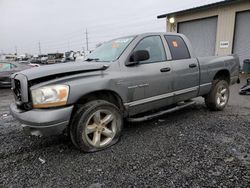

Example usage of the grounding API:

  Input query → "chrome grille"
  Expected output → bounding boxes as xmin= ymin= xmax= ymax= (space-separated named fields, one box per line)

xmin=12 ymin=75 xmax=32 ymax=110
xmin=13 ymin=79 xmax=22 ymax=102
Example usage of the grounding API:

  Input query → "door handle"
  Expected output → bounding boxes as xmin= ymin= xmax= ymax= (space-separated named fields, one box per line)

xmin=160 ymin=67 xmax=171 ymax=72
xmin=189 ymin=64 xmax=197 ymax=68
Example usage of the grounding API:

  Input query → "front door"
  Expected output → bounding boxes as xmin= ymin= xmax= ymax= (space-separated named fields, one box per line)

xmin=126 ymin=35 xmax=174 ymax=115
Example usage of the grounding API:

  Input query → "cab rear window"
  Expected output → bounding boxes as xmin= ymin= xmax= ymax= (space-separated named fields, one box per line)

xmin=164 ymin=35 xmax=190 ymax=60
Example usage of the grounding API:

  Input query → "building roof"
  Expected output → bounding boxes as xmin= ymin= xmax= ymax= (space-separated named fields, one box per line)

xmin=157 ymin=0 xmax=242 ymax=19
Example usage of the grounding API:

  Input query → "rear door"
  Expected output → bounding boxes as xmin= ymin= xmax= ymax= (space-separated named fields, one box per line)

xmin=164 ymin=35 xmax=199 ymax=102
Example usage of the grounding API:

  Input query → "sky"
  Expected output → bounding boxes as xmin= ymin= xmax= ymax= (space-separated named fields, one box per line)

xmin=0 ymin=0 xmax=222 ymax=55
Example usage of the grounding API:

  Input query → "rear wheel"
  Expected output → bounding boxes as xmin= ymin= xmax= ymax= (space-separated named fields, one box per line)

xmin=70 ymin=100 xmax=123 ymax=152
xmin=205 ymin=80 xmax=230 ymax=111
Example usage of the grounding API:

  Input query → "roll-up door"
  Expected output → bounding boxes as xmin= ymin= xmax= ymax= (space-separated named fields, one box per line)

xmin=233 ymin=10 xmax=250 ymax=66
xmin=178 ymin=17 xmax=218 ymax=57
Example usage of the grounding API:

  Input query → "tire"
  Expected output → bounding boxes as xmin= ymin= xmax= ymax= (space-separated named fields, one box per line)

xmin=69 ymin=100 xmax=123 ymax=152
xmin=205 ymin=80 xmax=230 ymax=111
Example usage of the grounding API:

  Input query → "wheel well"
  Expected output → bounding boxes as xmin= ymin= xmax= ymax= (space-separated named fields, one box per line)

xmin=213 ymin=70 xmax=230 ymax=84
xmin=75 ymin=90 xmax=125 ymax=112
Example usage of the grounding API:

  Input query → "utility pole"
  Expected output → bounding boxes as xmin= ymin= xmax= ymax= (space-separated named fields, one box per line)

xmin=82 ymin=47 xmax=85 ymax=57
xmin=85 ymin=28 xmax=89 ymax=52
xmin=14 ymin=46 xmax=17 ymax=55
xmin=38 ymin=41 xmax=41 ymax=55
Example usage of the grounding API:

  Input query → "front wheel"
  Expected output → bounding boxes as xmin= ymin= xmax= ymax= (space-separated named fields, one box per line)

xmin=70 ymin=100 xmax=123 ymax=152
xmin=205 ymin=80 xmax=230 ymax=111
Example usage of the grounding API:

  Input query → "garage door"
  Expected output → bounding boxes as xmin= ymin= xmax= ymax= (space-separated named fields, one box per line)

xmin=233 ymin=11 xmax=250 ymax=65
xmin=178 ymin=17 xmax=218 ymax=57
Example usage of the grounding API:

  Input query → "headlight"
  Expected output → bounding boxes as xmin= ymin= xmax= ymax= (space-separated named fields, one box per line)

xmin=31 ymin=85 xmax=69 ymax=108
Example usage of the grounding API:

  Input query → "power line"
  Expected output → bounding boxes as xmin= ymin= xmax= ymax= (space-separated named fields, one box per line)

xmin=9 ymin=19 xmax=165 ymax=53
xmin=38 ymin=19 xmax=164 ymax=46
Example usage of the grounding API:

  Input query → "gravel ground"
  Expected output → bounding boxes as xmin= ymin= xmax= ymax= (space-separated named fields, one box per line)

xmin=0 ymin=77 xmax=249 ymax=187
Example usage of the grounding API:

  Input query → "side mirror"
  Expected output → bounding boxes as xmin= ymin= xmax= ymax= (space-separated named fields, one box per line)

xmin=126 ymin=50 xmax=150 ymax=66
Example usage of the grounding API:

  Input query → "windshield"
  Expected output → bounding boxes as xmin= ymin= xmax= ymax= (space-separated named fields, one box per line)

xmin=86 ymin=36 xmax=134 ymax=62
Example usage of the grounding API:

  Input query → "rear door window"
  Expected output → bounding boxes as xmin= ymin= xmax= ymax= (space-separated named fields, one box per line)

xmin=164 ymin=35 xmax=190 ymax=60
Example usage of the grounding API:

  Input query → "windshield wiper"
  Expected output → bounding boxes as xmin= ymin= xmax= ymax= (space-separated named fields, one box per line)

xmin=85 ymin=58 xmax=100 ymax=62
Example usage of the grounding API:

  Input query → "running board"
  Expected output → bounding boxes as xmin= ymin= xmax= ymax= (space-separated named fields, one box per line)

xmin=127 ymin=100 xmax=196 ymax=122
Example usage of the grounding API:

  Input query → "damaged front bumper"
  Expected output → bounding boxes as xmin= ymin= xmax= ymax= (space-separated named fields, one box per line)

xmin=10 ymin=103 xmax=73 ymax=136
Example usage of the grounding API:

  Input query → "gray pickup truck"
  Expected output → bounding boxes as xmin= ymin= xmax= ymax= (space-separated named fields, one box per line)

xmin=10 ymin=33 xmax=240 ymax=152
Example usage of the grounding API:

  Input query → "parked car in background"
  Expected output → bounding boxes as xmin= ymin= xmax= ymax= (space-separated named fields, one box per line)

xmin=0 ymin=61 xmax=31 ymax=87
xmin=30 ymin=56 xmax=41 ymax=64
xmin=10 ymin=33 xmax=240 ymax=152
xmin=30 ymin=54 xmax=48 ymax=65
xmin=40 ymin=56 xmax=48 ymax=64
xmin=19 ymin=61 xmax=40 ymax=67
xmin=16 ymin=54 xmax=32 ymax=61
xmin=47 ymin=53 xmax=64 ymax=64
xmin=4 ymin=54 xmax=17 ymax=62
xmin=64 ymin=51 xmax=75 ymax=62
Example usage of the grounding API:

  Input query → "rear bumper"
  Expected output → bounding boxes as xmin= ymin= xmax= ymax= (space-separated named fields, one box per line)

xmin=10 ymin=103 xmax=74 ymax=136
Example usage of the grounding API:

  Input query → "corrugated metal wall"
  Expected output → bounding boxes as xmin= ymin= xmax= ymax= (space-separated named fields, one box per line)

xmin=233 ymin=10 xmax=250 ymax=65
xmin=178 ymin=17 xmax=217 ymax=57
xmin=167 ymin=1 xmax=250 ymax=57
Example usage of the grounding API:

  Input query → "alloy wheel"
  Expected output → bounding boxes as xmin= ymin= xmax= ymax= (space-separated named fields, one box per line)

xmin=84 ymin=109 xmax=117 ymax=148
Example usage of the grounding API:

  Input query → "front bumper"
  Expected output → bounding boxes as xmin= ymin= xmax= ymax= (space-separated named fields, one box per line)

xmin=0 ymin=82 xmax=11 ymax=87
xmin=10 ymin=103 xmax=73 ymax=136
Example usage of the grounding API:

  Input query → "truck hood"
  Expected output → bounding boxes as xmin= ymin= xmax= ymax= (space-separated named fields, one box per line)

xmin=14 ymin=62 xmax=109 ymax=80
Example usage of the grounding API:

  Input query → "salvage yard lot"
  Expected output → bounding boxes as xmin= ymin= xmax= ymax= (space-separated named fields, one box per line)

xmin=0 ymin=77 xmax=249 ymax=187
